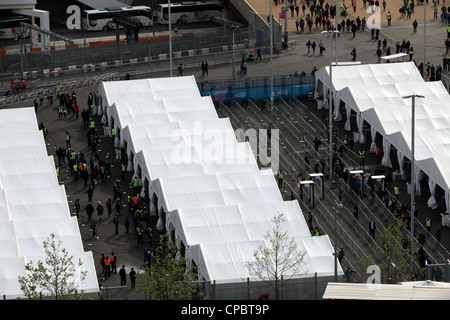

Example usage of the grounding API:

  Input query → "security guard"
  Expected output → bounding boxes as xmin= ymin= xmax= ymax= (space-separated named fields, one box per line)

xmin=387 ymin=11 xmax=391 ymax=25
xmin=277 ymin=170 xmax=284 ymax=188
xmin=121 ymin=163 xmax=126 ymax=179
xmin=112 ymin=127 xmax=115 ymax=139
xmin=65 ymin=131 xmax=71 ymax=148
xmin=394 ymin=185 xmax=400 ymax=199
xmin=409 ymin=47 xmax=414 ymax=61
xmin=58 ymin=105 xmax=63 ymax=119
xmin=73 ymin=163 xmax=78 ymax=180
xmin=425 ymin=216 xmax=432 ymax=232
xmin=56 ymin=167 xmax=60 ymax=183
xmin=136 ymin=227 xmax=144 ymax=244
xmin=358 ymin=149 xmax=365 ymax=167
xmin=313 ymin=226 xmax=320 ymax=236
xmin=90 ymin=121 xmax=95 ymax=129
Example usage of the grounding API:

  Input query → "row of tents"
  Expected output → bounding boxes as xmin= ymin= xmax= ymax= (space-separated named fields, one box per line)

xmin=0 ymin=107 xmax=98 ymax=299
xmin=315 ymin=61 xmax=450 ymax=214
xmin=97 ymin=75 xmax=342 ymax=299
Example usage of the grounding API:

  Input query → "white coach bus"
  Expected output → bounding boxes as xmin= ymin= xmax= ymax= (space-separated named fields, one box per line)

xmin=82 ymin=6 xmax=153 ymax=31
xmin=157 ymin=1 xmax=223 ymax=25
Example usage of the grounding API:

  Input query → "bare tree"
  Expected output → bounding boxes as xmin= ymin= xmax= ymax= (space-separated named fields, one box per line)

xmin=246 ymin=213 xmax=308 ymax=300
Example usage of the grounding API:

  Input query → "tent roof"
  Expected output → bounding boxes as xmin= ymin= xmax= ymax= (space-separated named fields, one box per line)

xmin=189 ymin=236 xmax=337 ymax=283
xmin=323 ymin=282 xmax=450 ymax=300
xmin=316 ymin=62 xmax=450 ymax=196
xmin=0 ymin=108 xmax=98 ymax=299
xmin=315 ymin=61 xmax=423 ymax=93
xmin=99 ymin=76 xmax=340 ymax=285
xmin=99 ymin=75 xmax=200 ymax=108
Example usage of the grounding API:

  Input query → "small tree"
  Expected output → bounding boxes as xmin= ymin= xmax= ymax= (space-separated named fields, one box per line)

xmin=377 ymin=214 xmax=420 ymax=283
xmin=136 ymin=235 xmax=202 ymax=300
xmin=246 ymin=213 xmax=308 ymax=300
xmin=18 ymin=233 xmax=87 ymax=300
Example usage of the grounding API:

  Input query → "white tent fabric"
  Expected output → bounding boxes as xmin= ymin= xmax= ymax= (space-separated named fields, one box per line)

xmin=100 ymin=76 xmax=341 ymax=292
xmin=315 ymin=62 xmax=450 ymax=210
xmin=0 ymin=107 xmax=98 ymax=299
xmin=97 ymin=75 xmax=200 ymax=116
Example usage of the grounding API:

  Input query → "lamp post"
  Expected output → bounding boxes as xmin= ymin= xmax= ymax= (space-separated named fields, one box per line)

xmin=321 ymin=30 xmax=340 ymax=185
xmin=423 ymin=1 xmax=426 ymax=79
xmin=402 ymin=94 xmax=425 ymax=254
xmin=230 ymin=25 xmax=238 ymax=81
xmin=168 ymin=0 xmax=173 ymax=77
xmin=332 ymin=201 xmax=343 ymax=282
xmin=270 ymin=0 xmax=274 ymax=124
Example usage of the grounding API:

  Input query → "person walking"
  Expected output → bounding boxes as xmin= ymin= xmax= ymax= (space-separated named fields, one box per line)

xmin=104 ymin=255 xmax=110 ymax=277
xmin=277 ymin=170 xmax=285 ymax=188
xmin=87 ymin=186 xmax=94 ymax=203
xmin=351 ymin=48 xmax=357 ymax=61
xmin=74 ymin=198 xmax=80 ymax=218
xmin=409 ymin=47 xmax=414 ymax=61
xmin=413 ymin=19 xmax=418 ymax=33
xmin=114 ymin=214 xmax=120 ymax=235
xmin=110 ymin=252 xmax=117 ymax=274
xmin=124 ymin=216 xmax=130 ymax=233
xmin=394 ymin=185 xmax=400 ymax=199
xmin=177 ymin=63 xmax=183 ymax=76
xmin=86 ymin=202 xmax=94 ymax=222
xmin=91 ymin=217 xmax=97 ymax=238
xmin=130 ymin=268 xmax=136 ymax=288
xmin=65 ymin=131 xmax=71 ymax=148
xmin=119 ymin=265 xmax=127 ymax=286
xmin=136 ymin=226 xmax=144 ymax=244
xmin=96 ymin=201 xmax=104 ymax=220
xmin=425 ymin=216 xmax=432 ymax=233
xmin=106 ymin=198 xmax=112 ymax=217
xmin=369 ymin=220 xmax=376 ymax=239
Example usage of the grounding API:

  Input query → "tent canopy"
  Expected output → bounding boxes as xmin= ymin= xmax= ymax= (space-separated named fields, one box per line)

xmin=0 ymin=108 xmax=98 ymax=299
xmin=100 ymin=76 xmax=341 ymax=289
xmin=315 ymin=62 xmax=450 ymax=209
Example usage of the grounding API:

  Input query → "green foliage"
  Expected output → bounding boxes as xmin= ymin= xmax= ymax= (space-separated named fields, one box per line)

xmin=377 ymin=214 xmax=420 ymax=283
xmin=136 ymin=236 xmax=203 ymax=300
xmin=18 ymin=233 xmax=87 ymax=300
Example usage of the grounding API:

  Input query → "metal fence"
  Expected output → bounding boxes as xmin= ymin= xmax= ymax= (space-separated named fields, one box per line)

xmin=0 ymin=27 xmax=250 ymax=76
xmin=198 ymin=74 xmax=315 ymax=104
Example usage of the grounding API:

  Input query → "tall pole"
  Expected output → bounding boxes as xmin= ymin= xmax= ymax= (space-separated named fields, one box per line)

xmin=329 ymin=32 xmax=333 ymax=184
xmin=270 ymin=0 xmax=274 ymax=124
xmin=402 ymin=94 xmax=425 ymax=259
xmin=322 ymin=30 xmax=338 ymax=184
xmin=335 ymin=0 xmax=338 ymax=65
xmin=423 ymin=0 xmax=426 ymax=79
xmin=168 ymin=0 xmax=173 ymax=77
xmin=232 ymin=26 xmax=235 ymax=81
xmin=411 ymin=96 xmax=416 ymax=250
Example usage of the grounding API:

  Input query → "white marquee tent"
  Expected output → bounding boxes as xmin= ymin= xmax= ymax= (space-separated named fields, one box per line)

xmin=98 ymin=76 xmax=342 ymax=299
xmin=315 ymin=62 xmax=450 ymax=212
xmin=0 ymin=107 xmax=98 ymax=299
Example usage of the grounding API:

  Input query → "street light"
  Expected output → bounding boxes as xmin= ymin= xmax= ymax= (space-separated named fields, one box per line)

xmin=270 ymin=0 xmax=274 ymax=125
xmin=321 ymin=30 xmax=340 ymax=185
xmin=230 ymin=25 xmax=238 ymax=81
xmin=333 ymin=201 xmax=343 ymax=282
xmin=168 ymin=0 xmax=172 ymax=77
xmin=402 ymin=94 xmax=425 ymax=254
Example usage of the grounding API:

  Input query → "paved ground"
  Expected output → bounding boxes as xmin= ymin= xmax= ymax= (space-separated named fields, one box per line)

xmin=4 ymin=0 xmax=450 ymax=300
